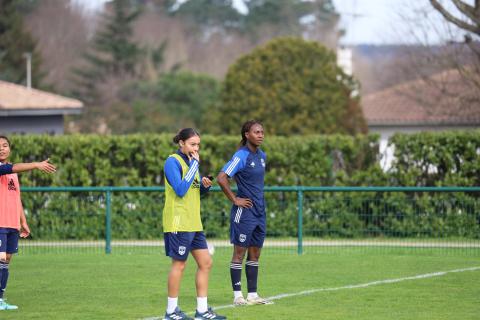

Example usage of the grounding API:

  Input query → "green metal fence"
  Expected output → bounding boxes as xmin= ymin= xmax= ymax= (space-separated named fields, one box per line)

xmin=19 ymin=186 xmax=480 ymax=255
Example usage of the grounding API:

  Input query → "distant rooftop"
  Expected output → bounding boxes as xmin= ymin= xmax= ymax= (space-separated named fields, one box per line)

xmin=362 ymin=69 xmax=480 ymax=126
xmin=0 ymin=80 xmax=83 ymax=115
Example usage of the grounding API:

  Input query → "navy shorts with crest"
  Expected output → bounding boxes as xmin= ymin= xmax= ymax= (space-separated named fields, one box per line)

xmin=164 ymin=231 xmax=208 ymax=261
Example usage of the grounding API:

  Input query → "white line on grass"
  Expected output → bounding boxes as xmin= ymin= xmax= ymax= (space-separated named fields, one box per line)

xmin=141 ymin=266 xmax=480 ymax=320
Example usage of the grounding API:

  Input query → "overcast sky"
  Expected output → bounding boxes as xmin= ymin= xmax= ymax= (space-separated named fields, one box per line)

xmin=336 ymin=0 xmax=473 ymax=45
xmin=76 ymin=0 xmax=467 ymax=45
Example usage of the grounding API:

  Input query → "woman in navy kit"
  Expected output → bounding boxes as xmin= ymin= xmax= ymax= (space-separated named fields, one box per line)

xmin=217 ymin=120 xmax=273 ymax=306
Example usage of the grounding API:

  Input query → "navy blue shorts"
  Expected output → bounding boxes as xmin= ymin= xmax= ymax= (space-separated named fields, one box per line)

xmin=0 ymin=228 xmax=19 ymax=254
xmin=164 ymin=231 xmax=208 ymax=261
xmin=230 ymin=206 xmax=266 ymax=248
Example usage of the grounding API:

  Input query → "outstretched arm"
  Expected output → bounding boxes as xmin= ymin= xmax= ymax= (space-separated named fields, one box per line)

xmin=12 ymin=158 xmax=56 ymax=174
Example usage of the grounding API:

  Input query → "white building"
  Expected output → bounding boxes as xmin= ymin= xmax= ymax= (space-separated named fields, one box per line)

xmin=362 ymin=69 xmax=480 ymax=169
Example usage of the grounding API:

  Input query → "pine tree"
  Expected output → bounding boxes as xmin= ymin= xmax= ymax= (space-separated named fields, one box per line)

xmin=73 ymin=0 xmax=143 ymax=105
xmin=0 ymin=0 xmax=43 ymax=86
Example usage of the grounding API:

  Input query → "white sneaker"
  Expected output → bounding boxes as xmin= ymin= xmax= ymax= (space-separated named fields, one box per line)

xmin=246 ymin=295 xmax=274 ymax=305
xmin=0 ymin=299 xmax=18 ymax=311
xmin=233 ymin=296 xmax=248 ymax=306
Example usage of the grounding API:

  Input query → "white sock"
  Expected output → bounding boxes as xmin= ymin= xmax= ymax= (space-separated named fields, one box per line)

xmin=233 ymin=291 xmax=243 ymax=299
xmin=197 ymin=296 xmax=208 ymax=313
xmin=247 ymin=292 xmax=258 ymax=299
xmin=167 ymin=297 xmax=178 ymax=314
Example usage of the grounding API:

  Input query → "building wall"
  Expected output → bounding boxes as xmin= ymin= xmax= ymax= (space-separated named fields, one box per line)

xmin=0 ymin=115 xmax=65 ymax=135
xmin=369 ymin=125 xmax=478 ymax=170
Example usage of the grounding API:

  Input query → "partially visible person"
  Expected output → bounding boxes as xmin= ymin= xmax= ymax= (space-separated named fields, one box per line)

xmin=0 ymin=136 xmax=56 ymax=176
xmin=0 ymin=135 xmax=41 ymax=311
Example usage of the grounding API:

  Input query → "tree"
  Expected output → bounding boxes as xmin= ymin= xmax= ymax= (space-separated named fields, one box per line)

xmin=429 ymin=0 xmax=480 ymax=36
xmin=73 ymin=0 xmax=144 ymax=105
xmin=208 ymin=37 xmax=366 ymax=135
xmin=24 ymin=0 xmax=90 ymax=93
xmin=429 ymin=0 xmax=480 ymax=91
xmin=107 ymin=71 xmax=221 ymax=134
xmin=159 ymin=0 xmax=340 ymax=76
xmin=0 ymin=0 xmax=43 ymax=86
xmin=379 ymin=0 xmax=480 ymax=116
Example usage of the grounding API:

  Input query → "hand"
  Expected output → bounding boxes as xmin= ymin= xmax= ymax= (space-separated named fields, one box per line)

xmin=20 ymin=222 xmax=30 ymax=238
xmin=36 ymin=158 xmax=56 ymax=173
xmin=188 ymin=151 xmax=200 ymax=163
xmin=202 ymin=176 xmax=212 ymax=188
xmin=234 ymin=197 xmax=253 ymax=208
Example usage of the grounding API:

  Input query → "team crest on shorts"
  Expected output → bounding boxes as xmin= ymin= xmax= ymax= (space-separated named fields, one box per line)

xmin=178 ymin=246 xmax=186 ymax=255
xmin=239 ymin=234 xmax=246 ymax=243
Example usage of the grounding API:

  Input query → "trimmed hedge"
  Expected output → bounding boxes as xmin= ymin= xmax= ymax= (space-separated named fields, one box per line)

xmin=9 ymin=131 xmax=480 ymax=240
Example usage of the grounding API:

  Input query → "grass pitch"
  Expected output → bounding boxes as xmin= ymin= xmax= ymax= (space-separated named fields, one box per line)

xmin=1 ymin=247 xmax=479 ymax=319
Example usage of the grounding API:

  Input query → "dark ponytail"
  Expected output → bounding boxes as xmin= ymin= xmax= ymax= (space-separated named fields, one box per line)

xmin=173 ymin=128 xmax=200 ymax=144
xmin=240 ymin=120 xmax=262 ymax=146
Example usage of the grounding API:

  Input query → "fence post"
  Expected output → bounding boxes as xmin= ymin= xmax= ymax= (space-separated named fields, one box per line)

xmin=297 ymin=189 xmax=303 ymax=255
xmin=105 ymin=189 xmax=112 ymax=254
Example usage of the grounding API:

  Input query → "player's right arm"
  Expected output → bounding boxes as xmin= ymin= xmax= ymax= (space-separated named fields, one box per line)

xmin=12 ymin=158 xmax=56 ymax=174
xmin=19 ymin=199 xmax=30 ymax=238
xmin=217 ymin=151 xmax=252 ymax=208
xmin=164 ymin=156 xmax=199 ymax=197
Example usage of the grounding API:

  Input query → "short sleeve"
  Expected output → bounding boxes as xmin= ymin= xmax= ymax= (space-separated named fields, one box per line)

xmin=221 ymin=150 xmax=247 ymax=178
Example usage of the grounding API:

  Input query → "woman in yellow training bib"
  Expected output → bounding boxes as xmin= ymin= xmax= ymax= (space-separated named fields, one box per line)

xmin=162 ymin=128 xmax=226 ymax=320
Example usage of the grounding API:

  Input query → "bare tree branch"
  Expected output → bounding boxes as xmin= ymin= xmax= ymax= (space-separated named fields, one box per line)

xmin=430 ymin=0 xmax=480 ymax=35
xmin=451 ymin=0 xmax=479 ymax=24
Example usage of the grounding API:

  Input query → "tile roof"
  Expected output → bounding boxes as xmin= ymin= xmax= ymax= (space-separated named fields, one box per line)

xmin=362 ymin=69 xmax=480 ymax=125
xmin=0 ymin=80 xmax=83 ymax=110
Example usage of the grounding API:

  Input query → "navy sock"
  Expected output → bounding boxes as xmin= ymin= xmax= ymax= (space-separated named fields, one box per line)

xmin=230 ymin=262 xmax=243 ymax=291
xmin=0 ymin=261 xmax=8 ymax=299
xmin=245 ymin=260 xmax=259 ymax=293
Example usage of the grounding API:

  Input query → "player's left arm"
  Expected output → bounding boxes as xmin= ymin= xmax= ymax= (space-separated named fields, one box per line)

xmin=19 ymin=198 xmax=30 ymax=238
xmin=200 ymin=175 xmax=212 ymax=195
xmin=12 ymin=158 xmax=56 ymax=174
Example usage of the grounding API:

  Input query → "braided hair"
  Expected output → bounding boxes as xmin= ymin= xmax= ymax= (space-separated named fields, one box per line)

xmin=239 ymin=120 xmax=263 ymax=147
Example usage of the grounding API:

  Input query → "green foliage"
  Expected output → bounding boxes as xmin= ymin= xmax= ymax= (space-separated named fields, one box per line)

xmin=168 ymin=0 xmax=241 ymax=30
xmin=9 ymin=131 xmax=480 ymax=240
xmin=113 ymin=71 xmax=221 ymax=133
xmin=210 ymin=37 xmax=367 ymax=135
xmin=389 ymin=130 xmax=480 ymax=187
xmin=0 ymin=0 xmax=43 ymax=86
xmin=243 ymin=0 xmax=338 ymax=36
xmin=166 ymin=0 xmax=339 ymax=38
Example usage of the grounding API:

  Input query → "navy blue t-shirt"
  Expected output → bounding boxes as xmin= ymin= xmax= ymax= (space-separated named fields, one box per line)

xmin=221 ymin=146 xmax=266 ymax=217
xmin=0 ymin=163 xmax=13 ymax=176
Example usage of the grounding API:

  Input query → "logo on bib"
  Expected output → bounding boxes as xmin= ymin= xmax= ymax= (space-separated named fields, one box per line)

xmin=178 ymin=246 xmax=186 ymax=255
xmin=250 ymin=161 xmax=255 ymax=167
xmin=261 ymin=158 xmax=265 ymax=167
xmin=239 ymin=234 xmax=246 ymax=243
xmin=8 ymin=179 xmax=16 ymax=191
